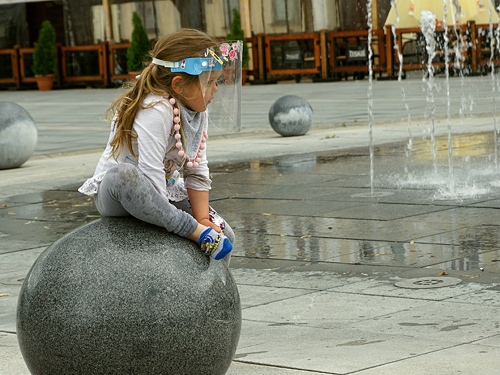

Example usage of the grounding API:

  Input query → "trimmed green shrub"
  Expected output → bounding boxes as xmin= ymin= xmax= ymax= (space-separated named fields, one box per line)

xmin=227 ymin=8 xmax=249 ymax=68
xmin=127 ymin=12 xmax=150 ymax=72
xmin=32 ymin=20 xmax=57 ymax=76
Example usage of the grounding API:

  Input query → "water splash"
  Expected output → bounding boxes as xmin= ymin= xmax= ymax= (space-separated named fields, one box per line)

xmin=390 ymin=0 xmax=413 ymax=157
xmin=451 ymin=1 xmax=468 ymax=136
xmin=496 ymin=12 xmax=500 ymax=168
xmin=367 ymin=0 xmax=374 ymax=195
xmin=386 ymin=163 xmax=497 ymax=201
xmin=381 ymin=132 xmax=500 ymax=201
xmin=434 ymin=184 xmax=490 ymax=201
xmin=420 ymin=10 xmax=438 ymax=175
xmin=443 ymin=0 xmax=455 ymax=195
xmin=368 ymin=2 xmax=500 ymax=202
xmin=488 ymin=10 xmax=499 ymax=167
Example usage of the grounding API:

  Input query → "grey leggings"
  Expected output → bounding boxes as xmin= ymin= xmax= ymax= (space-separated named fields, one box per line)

xmin=94 ymin=163 xmax=235 ymax=245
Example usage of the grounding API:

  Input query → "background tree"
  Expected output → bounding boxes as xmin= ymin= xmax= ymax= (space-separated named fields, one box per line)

xmin=127 ymin=12 xmax=150 ymax=72
xmin=227 ymin=8 xmax=249 ymax=68
xmin=32 ymin=20 xmax=57 ymax=76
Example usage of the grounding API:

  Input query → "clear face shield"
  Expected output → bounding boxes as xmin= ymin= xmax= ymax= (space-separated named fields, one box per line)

xmin=149 ymin=42 xmax=242 ymax=168
xmin=199 ymin=41 xmax=243 ymax=134
xmin=153 ymin=41 xmax=242 ymax=133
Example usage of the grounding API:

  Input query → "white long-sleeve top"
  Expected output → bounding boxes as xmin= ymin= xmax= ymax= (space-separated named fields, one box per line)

xmin=78 ymin=94 xmax=211 ymax=201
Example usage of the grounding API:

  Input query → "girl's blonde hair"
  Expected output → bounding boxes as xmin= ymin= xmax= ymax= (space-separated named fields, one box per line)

xmin=108 ymin=28 xmax=218 ymax=161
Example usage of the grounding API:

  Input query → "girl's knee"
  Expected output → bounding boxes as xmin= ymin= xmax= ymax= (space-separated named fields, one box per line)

xmin=109 ymin=163 xmax=139 ymax=179
xmin=106 ymin=164 xmax=142 ymax=188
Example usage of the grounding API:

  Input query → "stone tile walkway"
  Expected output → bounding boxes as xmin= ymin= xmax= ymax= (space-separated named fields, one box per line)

xmin=2 ymin=77 xmax=500 ymax=374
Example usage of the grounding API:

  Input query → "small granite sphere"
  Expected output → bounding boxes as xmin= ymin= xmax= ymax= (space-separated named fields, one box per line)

xmin=17 ymin=217 xmax=241 ymax=375
xmin=268 ymin=95 xmax=313 ymax=137
xmin=0 ymin=101 xmax=37 ymax=169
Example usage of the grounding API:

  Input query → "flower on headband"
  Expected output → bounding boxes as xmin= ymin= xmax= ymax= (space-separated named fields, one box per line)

xmin=229 ymin=49 xmax=237 ymax=60
xmin=220 ymin=43 xmax=230 ymax=57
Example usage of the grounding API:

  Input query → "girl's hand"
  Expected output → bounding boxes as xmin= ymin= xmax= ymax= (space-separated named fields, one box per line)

xmin=199 ymin=218 xmax=221 ymax=233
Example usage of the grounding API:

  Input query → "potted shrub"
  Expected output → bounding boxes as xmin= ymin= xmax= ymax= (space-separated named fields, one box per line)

xmin=127 ymin=12 xmax=150 ymax=81
xmin=227 ymin=8 xmax=250 ymax=83
xmin=32 ymin=20 xmax=57 ymax=91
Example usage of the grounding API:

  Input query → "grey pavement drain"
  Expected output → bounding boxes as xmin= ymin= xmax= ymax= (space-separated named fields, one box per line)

xmin=395 ymin=277 xmax=462 ymax=289
xmin=0 ymin=276 xmax=25 ymax=285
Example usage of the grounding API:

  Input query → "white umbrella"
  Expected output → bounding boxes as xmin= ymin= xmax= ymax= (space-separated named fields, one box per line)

xmin=385 ymin=0 xmax=499 ymax=28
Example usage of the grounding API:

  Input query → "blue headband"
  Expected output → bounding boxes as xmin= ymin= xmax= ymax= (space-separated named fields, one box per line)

xmin=152 ymin=57 xmax=223 ymax=76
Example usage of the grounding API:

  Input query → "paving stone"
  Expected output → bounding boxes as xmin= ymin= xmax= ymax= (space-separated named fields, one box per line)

xmin=414 ymin=225 xmax=500 ymax=249
xmin=231 ymin=232 xmax=387 ymax=263
xmin=425 ymin=250 xmax=500 ymax=272
xmin=212 ymin=198 xmax=367 ymax=217
xmin=353 ymin=242 xmax=489 ymax=268
xmin=312 ymin=202 xmax=449 ymax=220
xmin=0 ymin=284 xmax=20 ymax=332
xmin=349 ymin=300 xmax=500 ymax=343
xmin=0 ymin=239 xmax=52 ymax=254
xmin=241 ymin=290 xmax=429 ymax=327
xmin=330 ymin=278 xmax=489 ymax=301
xmin=231 ymin=268 xmax=367 ymax=290
xmin=227 ymin=362 xmax=321 ymax=375
xmin=235 ymin=320 xmax=457 ymax=374
xmin=399 ymin=206 xmax=500 ymax=226
xmin=475 ymin=333 xmax=500 ymax=347
xmin=0 ymin=247 xmax=46 ymax=274
xmin=237 ymin=285 xmax=313 ymax=309
xmin=0 ymin=333 xmax=29 ymax=375
xmin=352 ymin=342 xmax=500 ymax=375
xmin=447 ymin=287 xmax=500 ymax=306
xmin=226 ymin=214 xmax=462 ymax=242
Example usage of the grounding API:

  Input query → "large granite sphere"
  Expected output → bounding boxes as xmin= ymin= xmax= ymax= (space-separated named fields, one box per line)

xmin=0 ymin=101 xmax=37 ymax=169
xmin=17 ymin=217 xmax=241 ymax=375
xmin=268 ymin=95 xmax=313 ymax=137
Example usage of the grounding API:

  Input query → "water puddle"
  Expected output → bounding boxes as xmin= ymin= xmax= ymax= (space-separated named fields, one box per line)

xmin=3 ymin=143 xmax=500 ymax=273
xmin=212 ymin=144 xmax=500 ymax=272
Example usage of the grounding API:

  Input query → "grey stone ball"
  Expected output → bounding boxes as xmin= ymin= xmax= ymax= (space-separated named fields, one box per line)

xmin=17 ymin=217 xmax=241 ymax=375
xmin=0 ymin=101 xmax=37 ymax=169
xmin=268 ymin=95 xmax=313 ymax=137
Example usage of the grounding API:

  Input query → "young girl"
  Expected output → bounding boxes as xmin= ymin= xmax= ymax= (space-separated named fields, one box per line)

xmin=79 ymin=29 xmax=238 ymax=262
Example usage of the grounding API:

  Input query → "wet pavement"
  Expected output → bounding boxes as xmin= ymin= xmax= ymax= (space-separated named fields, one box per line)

xmin=3 ymin=79 xmax=500 ymax=374
xmin=210 ymin=133 xmax=500 ymax=275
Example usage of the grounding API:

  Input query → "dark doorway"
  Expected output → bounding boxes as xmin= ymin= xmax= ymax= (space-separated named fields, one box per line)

xmin=26 ymin=1 xmax=65 ymax=46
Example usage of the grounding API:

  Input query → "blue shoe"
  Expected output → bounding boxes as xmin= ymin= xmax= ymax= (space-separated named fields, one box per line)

xmin=198 ymin=227 xmax=233 ymax=260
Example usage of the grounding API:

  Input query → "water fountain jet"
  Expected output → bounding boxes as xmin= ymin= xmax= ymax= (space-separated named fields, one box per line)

xmin=420 ymin=10 xmax=439 ymax=175
xmin=367 ymin=0 xmax=375 ymax=195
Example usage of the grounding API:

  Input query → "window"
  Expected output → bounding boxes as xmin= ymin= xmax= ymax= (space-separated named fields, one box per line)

xmin=136 ymin=1 xmax=158 ymax=37
xmin=174 ymin=0 xmax=206 ymax=31
xmin=273 ymin=0 xmax=286 ymax=23
xmin=223 ymin=0 xmax=239 ymax=29
xmin=272 ymin=0 xmax=301 ymax=25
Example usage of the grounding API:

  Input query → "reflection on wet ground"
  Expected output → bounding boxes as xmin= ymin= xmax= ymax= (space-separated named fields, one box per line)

xmin=0 ymin=190 xmax=99 ymax=253
xmin=208 ymin=131 xmax=500 ymax=273
xmin=2 ymin=131 xmax=500 ymax=273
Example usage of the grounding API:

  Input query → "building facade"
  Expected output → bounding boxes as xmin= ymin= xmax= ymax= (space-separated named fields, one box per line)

xmin=0 ymin=0 xmax=383 ymax=49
